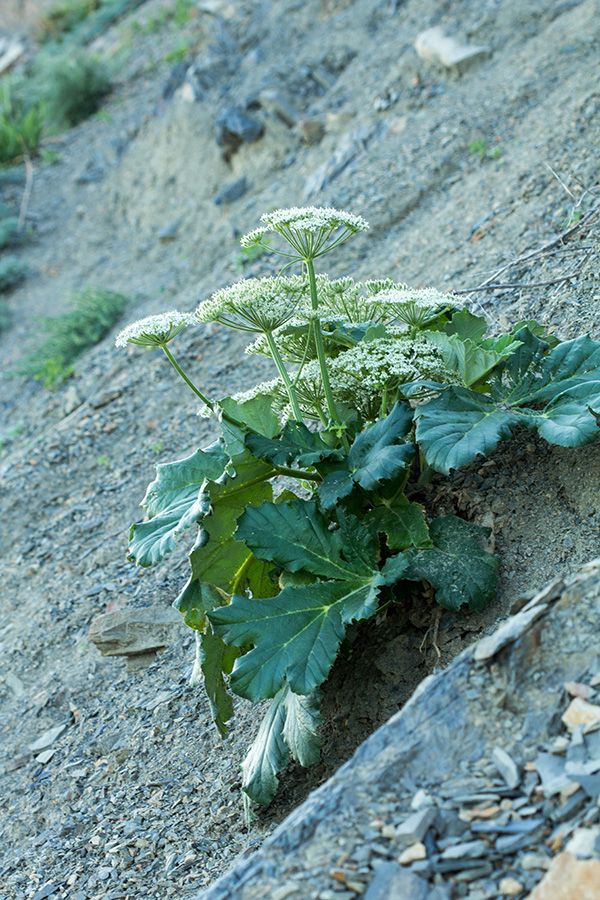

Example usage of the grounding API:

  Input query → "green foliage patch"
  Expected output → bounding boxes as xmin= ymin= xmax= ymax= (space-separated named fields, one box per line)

xmin=117 ymin=206 xmax=600 ymax=808
xmin=19 ymin=285 xmax=129 ymax=386
xmin=0 ymin=86 xmax=44 ymax=164
xmin=39 ymin=49 xmax=113 ymax=126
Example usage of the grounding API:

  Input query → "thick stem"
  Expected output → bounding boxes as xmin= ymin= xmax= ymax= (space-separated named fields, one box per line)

xmin=306 ymin=259 xmax=349 ymax=450
xmin=265 ymin=331 xmax=304 ymax=423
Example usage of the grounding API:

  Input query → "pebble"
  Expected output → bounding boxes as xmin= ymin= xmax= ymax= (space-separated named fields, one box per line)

xmin=397 ymin=842 xmax=427 ymax=865
xmin=492 ymin=747 xmax=521 ymax=789
xmin=498 ymin=877 xmax=524 ymax=895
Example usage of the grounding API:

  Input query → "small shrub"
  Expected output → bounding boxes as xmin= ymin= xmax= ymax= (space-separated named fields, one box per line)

xmin=34 ymin=0 xmax=100 ymax=43
xmin=18 ymin=286 xmax=130 ymax=387
xmin=0 ymin=86 xmax=44 ymax=164
xmin=42 ymin=50 xmax=112 ymax=126
xmin=0 ymin=217 xmax=23 ymax=250
xmin=0 ymin=298 xmax=10 ymax=332
xmin=0 ymin=256 xmax=27 ymax=291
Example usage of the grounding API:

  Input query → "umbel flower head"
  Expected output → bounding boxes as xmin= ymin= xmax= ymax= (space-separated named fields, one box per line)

xmin=240 ymin=206 xmax=369 ymax=260
xmin=196 ymin=276 xmax=309 ymax=333
xmin=374 ymin=286 xmax=457 ymax=328
xmin=115 ymin=311 xmax=196 ymax=348
xmin=327 ymin=336 xmax=451 ymax=419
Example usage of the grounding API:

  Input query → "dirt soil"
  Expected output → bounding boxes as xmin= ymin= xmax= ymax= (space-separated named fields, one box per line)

xmin=0 ymin=0 xmax=599 ymax=898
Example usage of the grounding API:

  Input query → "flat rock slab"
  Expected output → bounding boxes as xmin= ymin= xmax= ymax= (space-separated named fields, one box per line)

xmin=88 ymin=604 xmax=185 ymax=657
xmin=415 ymin=27 xmax=491 ymax=74
xmin=195 ymin=560 xmax=600 ymax=899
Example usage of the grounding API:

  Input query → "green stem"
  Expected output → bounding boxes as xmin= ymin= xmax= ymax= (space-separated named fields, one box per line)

xmin=306 ymin=258 xmax=349 ymax=450
xmin=265 ymin=331 xmax=304 ymax=423
xmin=162 ymin=346 xmax=215 ymax=409
xmin=231 ymin=552 xmax=255 ymax=596
xmin=163 ymin=345 xmax=261 ymax=435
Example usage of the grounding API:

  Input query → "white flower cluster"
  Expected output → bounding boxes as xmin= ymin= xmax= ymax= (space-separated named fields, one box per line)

xmin=196 ymin=276 xmax=309 ymax=333
xmin=375 ymin=287 xmax=457 ymax=327
xmin=261 ymin=206 xmax=369 ymax=235
xmin=327 ymin=336 xmax=451 ymax=418
xmin=115 ymin=311 xmax=196 ymax=348
xmin=239 ymin=227 xmax=268 ymax=249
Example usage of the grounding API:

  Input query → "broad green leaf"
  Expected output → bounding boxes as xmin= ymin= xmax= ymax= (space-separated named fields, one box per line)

xmin=415 ymin=386 xmax=518 ymax=474
xmin=240 ymin=683 xmax=320 ymax=805
xmin=174 ymin=578 xmax=225 ymax=630
xmin=142 ymin=441 xmax=228 ymax=518
xmin=403 ymin=515 xmax=499 ymax=612
xmin=181 ymin=451 xmax=275 ymax=595
xmin=318 ymin=468 xmax=354 ymax=510
xmin=365 ymin=494 xmax=431 ymax=551
xmin=348 ymin=402 xmax=415 ymax=489
xmin=497 ymin=326 xmax=549 ymax=395
xmin=241 ymin=684 xmax=289 ymax=805
xmin=318 ymin=404 xmax=415 ymax=506
xmin=246 ymin=421 xmax=344 ymax=468
xmin=445 ymin=309 xmax=488 ymax=343
xmin=241 ymin=555 xmax=281 ymax=599
xmin=128 ymin=442 xmax=229 ymax=567
xmin=282 ymin=689 xmax=322 ymax=768
xmin=425 ymin=332 xmax=520 ymax=387
xmin=236 ymin=500 xmax=374 ymax=580
xmin=209 ymin=576 xmax=383 ymax=700
xmin=185 ymin=536 xmax=249 ymax=595
xmin=535 ymin=382 xmax=600 ymax=446
xmin=218 ymin=393 xmax=281 ymax=439
xmin=417 ymin=334 xmax=600 ymax=473
xmin=511 ymin=320 xmax=560 ymax=349
xmin=507 ymin=336 xmax=600 ymax=405
xmin=197 ymin=628 xmax=242 ymax=738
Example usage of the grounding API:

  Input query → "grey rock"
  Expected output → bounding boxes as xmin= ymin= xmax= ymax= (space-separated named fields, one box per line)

xmin=258 ymin=88 xmax=298 ymax=126
xmin=304 ymin=125 xmax=377 ymax=196
xmin=534 ymin=751 xmax=572 ymax=796
xmin=471 ymin=818 xmax=545 ymax=835
xmin=29 ymin=723 xmax=69 ymax=753
xmin=214 ymin=177 xmax=248 ymax=205
xmin=585 ymin=727 xmax=600 ymax=760
xmin=363 ymin=861 xmax=429 ymax=900
xmin=31 ymin=885 xmax=60 ymax=900
xmin=575 ymin=771 xmax=600 ymax=799
xmin=157 ymin=219 xmax=182 ymax=241
xmin=492 ymin=746 xmax=520 ymax=789
xmin=441 ymin=839 xmax=487 ymax=860
xmin=395 ymin=807 xmax=437 ymax=848
xmin=88 ymin=605 xmax=185 ymax=658
xmin=414 ymin=27 xmax=491 ymax=74
xmin=473 ymin=603 xmax=550 ymax=662
xmin=216 ymin=107 xmax=264 ymax=154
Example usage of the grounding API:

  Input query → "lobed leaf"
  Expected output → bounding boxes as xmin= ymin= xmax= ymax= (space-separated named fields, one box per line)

xmin=209 ymin=576 xmax=383 ymax=701
xmin=365 ymin=494 xmax=431 ymax=551
xmin=246 ymin=420 xmax=344 ymax=468
xmin=128 ymin=442 xmax=229 ymax=567
xmin=236 ymin=499 xmax=374 ymax=580
xmin=196 ymin=629 xmax=242 ymax=738
xmin=402 ymin=515 xmax=499 ymax=612
xmin=415 ymin=386 xmax=518 ymax=475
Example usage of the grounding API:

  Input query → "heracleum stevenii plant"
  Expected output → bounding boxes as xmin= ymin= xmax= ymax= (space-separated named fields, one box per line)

xmin=117 ymin=205 xmax=600 ymax=810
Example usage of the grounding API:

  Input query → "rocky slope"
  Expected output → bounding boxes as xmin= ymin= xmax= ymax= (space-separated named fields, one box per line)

xmin=0 ymin=0 xmax=599 ymax=898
